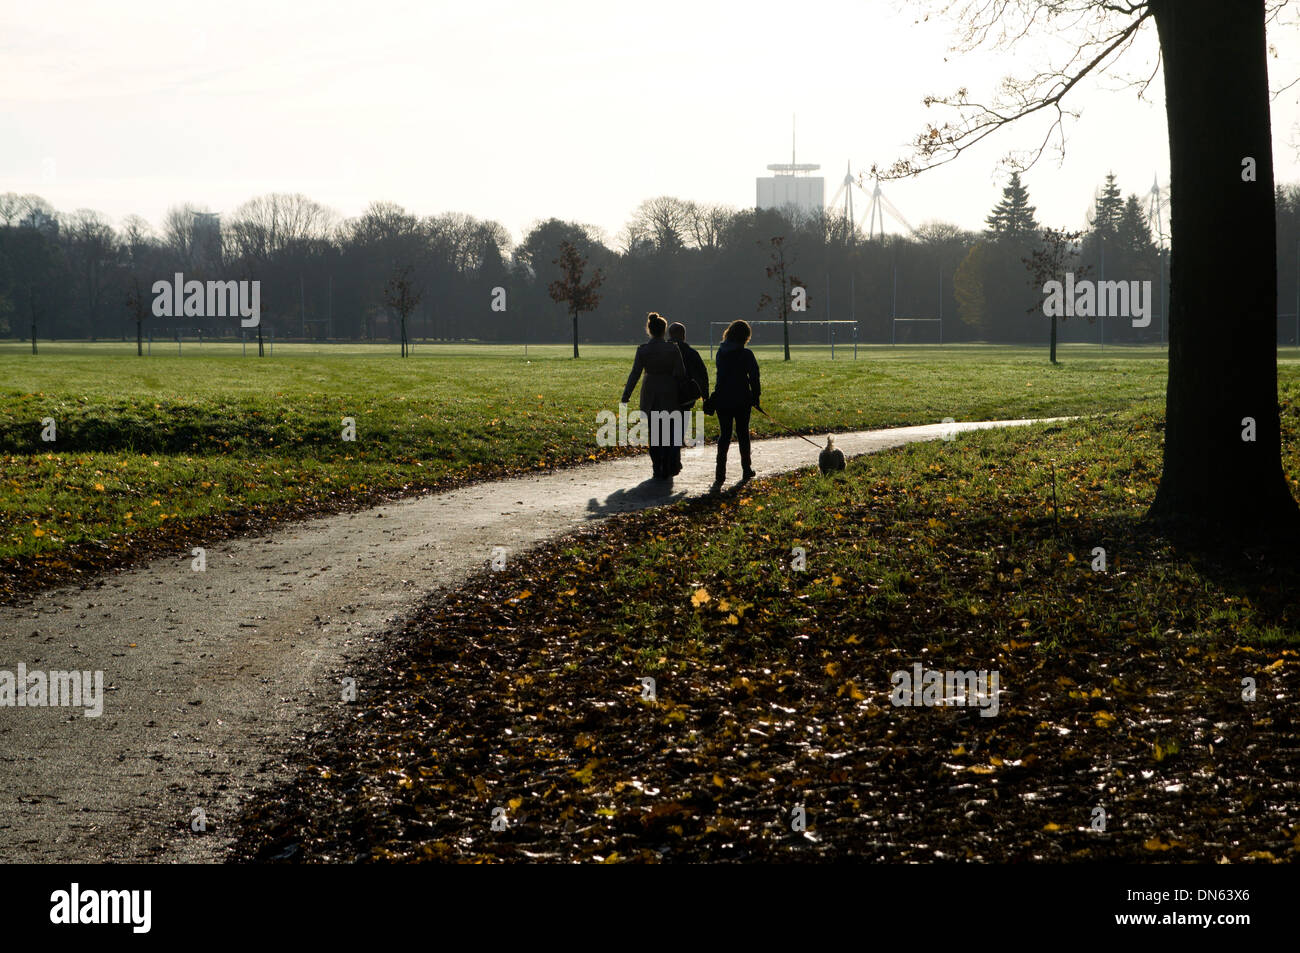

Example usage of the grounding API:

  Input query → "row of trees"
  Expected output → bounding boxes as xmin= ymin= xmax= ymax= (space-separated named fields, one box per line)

xmin=2 ymin=179 xmax=1298 ymax=350
xmin=953 ymin=170 xmax=1181 ymax=345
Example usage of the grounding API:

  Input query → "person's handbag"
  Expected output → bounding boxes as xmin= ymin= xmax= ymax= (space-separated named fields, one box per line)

xmin=677 ymin=374 xmax=702 ymax=408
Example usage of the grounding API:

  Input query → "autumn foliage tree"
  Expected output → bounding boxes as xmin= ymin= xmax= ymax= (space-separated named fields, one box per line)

xmin=548 ymin=240 xmax=604 ymax=359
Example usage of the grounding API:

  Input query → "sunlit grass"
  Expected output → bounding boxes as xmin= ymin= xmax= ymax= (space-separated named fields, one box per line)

xmin=0 ymin=341 xmax=1201 ymax=564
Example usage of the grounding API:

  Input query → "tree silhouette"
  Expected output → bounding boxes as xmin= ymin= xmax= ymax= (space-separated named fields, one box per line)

xmin=548 ymin=240 xmax=604 ymax=359
xmin=880 ymin=0 xmax=1299 ymax=540
xmin=985 ymin=172 xmax=1039 ymax=240
xmin=1023 ymin=227 xmax=1091 ymax=365
xmin=125 ymin=276 xmax=149 ymax=357
xmin=384 ymin=263 xmax=421 ymax=358
xmin=1090 ymin=172 xmax=1124 ymax=237
xmin=757 ymin=236 xmax=804 ymax=361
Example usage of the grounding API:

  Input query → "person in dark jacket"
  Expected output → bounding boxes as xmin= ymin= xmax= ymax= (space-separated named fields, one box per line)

xmin=667 ymin=321 xmax=708 ymax=477
xmin=710 ymin=319 xmax=760 ymax=489
xmin=621 ymin=311 xmax=687 ymax=479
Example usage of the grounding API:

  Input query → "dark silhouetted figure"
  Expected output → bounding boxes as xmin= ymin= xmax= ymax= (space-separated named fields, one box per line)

xmin=621 ymin=311 xmax=687 ymax=479
xmin=667 ymin=321 xmax=708 ymax=477
xmin=710 ymin=319 xmax=760 ymax=491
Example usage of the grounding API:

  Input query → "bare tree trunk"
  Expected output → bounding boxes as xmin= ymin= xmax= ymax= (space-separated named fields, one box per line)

xmin=572 ymin=310 xmax=580 ymax=359
xmin=1147 ymin=0 xmax=1298 ymax=537
xmin=1050 ymin=314 xmax=1057 ymax=365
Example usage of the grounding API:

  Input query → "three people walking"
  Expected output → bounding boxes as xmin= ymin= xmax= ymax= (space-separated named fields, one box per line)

xmin=621 ymin=314 xmax=759 ymax=488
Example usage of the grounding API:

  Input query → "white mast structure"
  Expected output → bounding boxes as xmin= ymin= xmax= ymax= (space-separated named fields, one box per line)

xmin=1145 ymin=174 xmax=1169 ymax=250
xmin=862 ymin=176 xmax=914 ymax=240
xmin=826 ymin=164 xmax=915 ymax=239
xmin=826 ymin=161 xmax=855 ymax=226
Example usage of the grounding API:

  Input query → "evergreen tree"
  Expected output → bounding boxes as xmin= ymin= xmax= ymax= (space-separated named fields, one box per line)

xmin=1116 ymin=194 xmax=1155 ymax=257
xmin=985 ymin=172 xmax=1039 ymax=239
xmin=1091 ymin=172 xmax=1124 ymax=237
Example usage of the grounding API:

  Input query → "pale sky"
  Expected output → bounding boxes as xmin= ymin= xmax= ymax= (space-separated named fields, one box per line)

xmin=3 ymin=0 xmax=1299 ymax=245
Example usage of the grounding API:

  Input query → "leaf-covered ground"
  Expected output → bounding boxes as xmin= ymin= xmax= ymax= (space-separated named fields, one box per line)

xmin=230 ymin=407 xmax=1300 ymax=862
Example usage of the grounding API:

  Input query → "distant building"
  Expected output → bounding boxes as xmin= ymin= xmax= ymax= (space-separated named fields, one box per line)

xmin=756 ymin=128 xmax=823 ymax=215
xmin=756 ymin=173 xmax=824 ymax=214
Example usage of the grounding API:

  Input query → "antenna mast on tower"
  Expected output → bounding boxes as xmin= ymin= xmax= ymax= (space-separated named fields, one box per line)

xmin=767 ymin=115 xmax=820 ymax=176
xmin=756 ymin=116 xmax=823 ymax=215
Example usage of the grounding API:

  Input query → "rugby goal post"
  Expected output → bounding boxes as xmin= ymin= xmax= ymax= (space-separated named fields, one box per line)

xmin=890 ymin=316 xmax=942 ymax=346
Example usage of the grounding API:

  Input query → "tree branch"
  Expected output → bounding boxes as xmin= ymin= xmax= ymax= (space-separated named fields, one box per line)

xmin=878 ymin=3 xmax=1154 ymax=179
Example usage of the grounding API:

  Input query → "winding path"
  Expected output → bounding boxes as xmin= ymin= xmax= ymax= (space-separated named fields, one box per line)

xmin=0 ymin=418 xmax=1065 ymax=862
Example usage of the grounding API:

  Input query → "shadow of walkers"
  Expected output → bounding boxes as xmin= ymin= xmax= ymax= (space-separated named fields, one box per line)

xmin=586 ymin=477 xmax=686 ymax=518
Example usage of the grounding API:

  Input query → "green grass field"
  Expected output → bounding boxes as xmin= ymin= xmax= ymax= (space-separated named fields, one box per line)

xmin=0 ymin=339 xmax=1277 ymax=598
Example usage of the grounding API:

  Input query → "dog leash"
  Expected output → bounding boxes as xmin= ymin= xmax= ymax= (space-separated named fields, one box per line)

xmin=755 ymin=406 xmax=823 ymax=449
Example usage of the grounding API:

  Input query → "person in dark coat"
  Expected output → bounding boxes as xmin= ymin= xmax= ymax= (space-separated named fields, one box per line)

xmin=621 ymin=311 xmax=687 ymax=479
xmin=666 ymin=321 xmax=708 ymax=477
xmin=710 ymin=319 xmax=760 ymax=488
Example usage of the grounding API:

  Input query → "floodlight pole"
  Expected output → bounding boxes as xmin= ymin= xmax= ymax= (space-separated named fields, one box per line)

xmin=938 ymin=267 xmax=943 ymax=346
xmin=891 ymin=261 xmax=897 ymax=346
xmin=850 ymin=275 xmax=855 ymax=355
xmin=1098 ymin=238 xmax=1105 ymax=346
